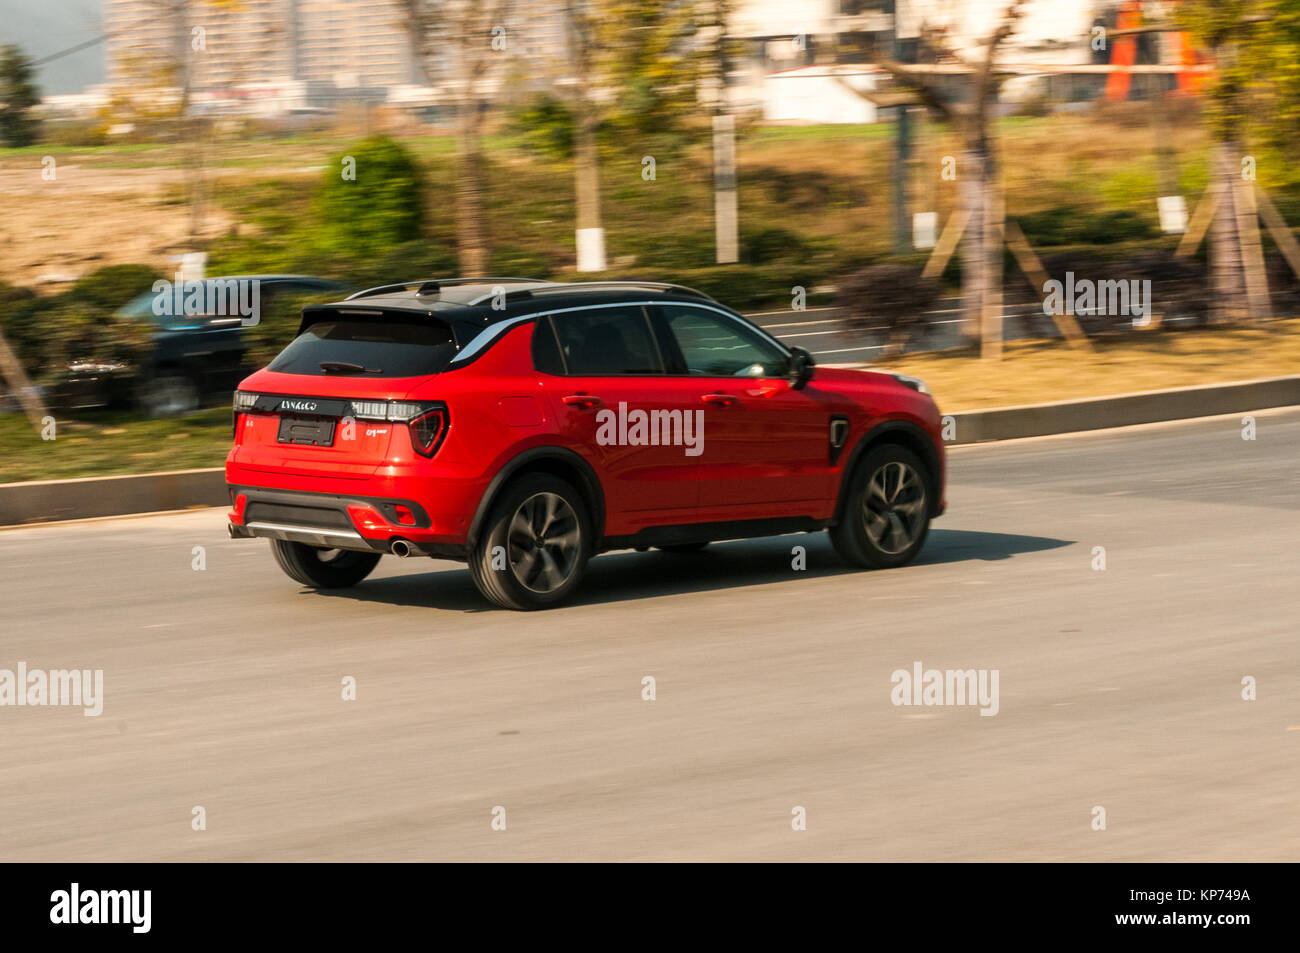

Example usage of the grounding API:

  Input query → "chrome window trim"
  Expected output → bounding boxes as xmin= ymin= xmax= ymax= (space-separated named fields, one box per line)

xmin=449 ymin=300 xmax=789 ymax=367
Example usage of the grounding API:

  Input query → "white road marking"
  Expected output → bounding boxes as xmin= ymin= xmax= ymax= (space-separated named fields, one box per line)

xmin=760 ymin=318 xmax=843 ymax=329
xmin=746 ymin=306 xmax=838 ymax=317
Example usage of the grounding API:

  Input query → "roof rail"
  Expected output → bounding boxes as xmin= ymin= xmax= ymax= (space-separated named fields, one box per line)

xmin=464 ymin=280 xmax=716 ymax=308
xmin=344 ymin=277 xmax=548 ymax=301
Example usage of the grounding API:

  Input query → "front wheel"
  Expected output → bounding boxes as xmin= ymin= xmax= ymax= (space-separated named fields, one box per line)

xmin=468 ymin=474 xmax=592 ymax=610
xmin=829 ymin=445 xmax=932 ymax=569
xmin=270 ymin=540 xmax=382 ymax=588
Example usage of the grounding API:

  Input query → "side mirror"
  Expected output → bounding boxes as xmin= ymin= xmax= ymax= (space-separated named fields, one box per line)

xmin=789 ymin=345 xmax=816 ymax=390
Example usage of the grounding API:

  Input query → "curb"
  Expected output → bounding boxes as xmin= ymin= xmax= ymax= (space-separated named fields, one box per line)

xmin=1 ymin=374 xmax=1297 ymax=526
xmin=0 ymin=468 xmax=228 ymax=527
xmin=945 ymin=374 xmax=1300 ymax=444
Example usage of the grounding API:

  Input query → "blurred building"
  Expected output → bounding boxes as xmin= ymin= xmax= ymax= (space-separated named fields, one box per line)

xmin=727 ymin=0 xmax=1181 ymax=121
xmin=761 ymin=65 xmax=882 ymax=124
xmin=295 ymin=0 xmax=420 ymax=87
xmin=94 ymin=0 xmax=1193 ymax=124
xmin=104 ymin=0 xmax=418 ymax=109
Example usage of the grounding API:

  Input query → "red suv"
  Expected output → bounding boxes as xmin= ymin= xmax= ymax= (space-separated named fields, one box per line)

xmin=227 ymin=279 xmax=946 ymax=609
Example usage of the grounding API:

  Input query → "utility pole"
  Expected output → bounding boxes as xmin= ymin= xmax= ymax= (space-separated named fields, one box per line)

xmin=711 ymin=2 xmax=738 ymax=264
xmin=889 ymin=0 xmax=915 ymax=255
xmin=566 ymin=0 xmax=607 ymax=272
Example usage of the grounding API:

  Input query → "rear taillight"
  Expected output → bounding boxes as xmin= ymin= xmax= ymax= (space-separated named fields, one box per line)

xmin=232 ymin=390 xmax=258 ymax=437
xmin=408 ymin=406 xmax=448 ymax=457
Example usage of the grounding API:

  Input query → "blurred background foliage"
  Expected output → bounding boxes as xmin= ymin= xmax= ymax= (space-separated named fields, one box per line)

xmin=0 ymin=266 xmax=159 ymax=385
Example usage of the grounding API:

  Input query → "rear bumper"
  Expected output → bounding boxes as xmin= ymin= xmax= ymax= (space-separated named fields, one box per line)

xmin=227 ymin=484 xmax=469 ymax=560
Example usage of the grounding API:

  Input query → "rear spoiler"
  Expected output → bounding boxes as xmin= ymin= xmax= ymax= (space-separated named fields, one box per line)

xmin=296 ymin=304 xmax=474 ymax=348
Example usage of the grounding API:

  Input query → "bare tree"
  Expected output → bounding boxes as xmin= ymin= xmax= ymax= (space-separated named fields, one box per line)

xmin=834 ymin=1 xmax=1098 ymax=358
xmin=545 ymin=1 xmax=703 ymax=271
xmin=563 ymin=0 xmax=606 ymax=271
xmin=1169 ymin=6 xmax=1276 ymax=324
xmin=875 ymin=1 xmax=1029 ymax=359
xmin=107 ymin=0 xmax=208 ymax=245
xmin=403 ymin=1 xmax=511 ymax=275
xmin=701 ymin=0 xmax=738 ymax=263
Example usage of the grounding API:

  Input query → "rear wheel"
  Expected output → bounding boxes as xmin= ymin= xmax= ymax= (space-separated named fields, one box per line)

xmin=137 ymin=375 xmax=200 ymax=417
xmin=468 ymin=474 xmax=591 ymax=610
xmin=270 ymin=540 xmax=382 ymax=588
xmin=830 ymin=444 xmax=932 ymax=569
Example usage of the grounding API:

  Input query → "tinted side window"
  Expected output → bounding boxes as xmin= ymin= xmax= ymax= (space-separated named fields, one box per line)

xmin=551 ymin=306 xmax=663 ymax=375
xmin=531 ymin=317 xmax=565 ymax=374
xmin=661 ymin=306 xmax=788 ymax=378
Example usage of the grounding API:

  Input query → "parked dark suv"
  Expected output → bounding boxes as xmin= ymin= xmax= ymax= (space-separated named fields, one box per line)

xmin=227 ymin=278 xmax=946 ymax=609
xmin=61 ymin=275 xmax=350 ymax=416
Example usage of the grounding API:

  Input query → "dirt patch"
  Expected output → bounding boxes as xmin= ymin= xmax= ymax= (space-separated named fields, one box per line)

xmin=0 ymin=163 xmax=242 ymax=289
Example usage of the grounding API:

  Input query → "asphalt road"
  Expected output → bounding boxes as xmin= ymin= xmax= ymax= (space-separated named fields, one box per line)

xmin=1 ymin=409 xmax=1297 ymax=861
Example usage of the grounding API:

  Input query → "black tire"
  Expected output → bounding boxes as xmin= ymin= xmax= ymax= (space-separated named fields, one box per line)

xmin=657 ymin=542 xmax=709 ymax=554
xmin=270 ymin=539 xmax=382 ymax=588
xmin=137 ymin=375 xmax=200 ymax=417
xmin=829 ymin=444 xmax=932 ymax=569
xmin=468 ymin=473 xmax=591 ymax=610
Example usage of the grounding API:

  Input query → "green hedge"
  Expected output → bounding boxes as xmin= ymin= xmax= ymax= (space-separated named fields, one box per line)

xmin=0 ymin=266 xmax=160 ymax=384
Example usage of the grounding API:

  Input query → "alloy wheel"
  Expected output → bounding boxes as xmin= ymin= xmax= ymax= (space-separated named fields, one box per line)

xmin=507 ymin=492 xmax=582 ymax=594
xmin=862 ymin=461 xmax=927 ymax=555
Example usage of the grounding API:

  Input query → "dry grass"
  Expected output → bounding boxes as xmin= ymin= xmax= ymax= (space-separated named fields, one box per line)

xmin=878 ymin=318 xmax=1300 ymax=412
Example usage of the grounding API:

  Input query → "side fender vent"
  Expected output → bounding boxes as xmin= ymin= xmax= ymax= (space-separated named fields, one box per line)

xmin=829 ymin=416 xmax=850 ymax=464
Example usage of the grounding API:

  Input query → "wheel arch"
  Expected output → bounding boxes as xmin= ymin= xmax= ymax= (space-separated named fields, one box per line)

xmin=833 ymin=419 xmax=943 ymax=524
xmin=466 ymin=446 xmax=606 ymax=552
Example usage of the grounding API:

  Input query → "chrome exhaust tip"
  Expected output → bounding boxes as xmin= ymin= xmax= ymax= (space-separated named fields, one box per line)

xmin=390 ymin=539 xmax=413 ymax=557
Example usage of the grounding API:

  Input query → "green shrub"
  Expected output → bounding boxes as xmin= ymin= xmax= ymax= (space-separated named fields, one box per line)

xmin=507 ymin=94 xmax=574 ymax=160
xmin=1016 ymin=206 xmax=1159 ymax=247
xmin=488 ymin=245 xmax=555 ymax=278
xmin=557 ymin=263 xmax=822 ymax=311
xmin=66 ymin=264 xmax=162 ymax=308
xmin=616 ymin=230 xmax=717 ymax=270
xmin=1073 ymin=209 xmax=1158 ymax=245
xmin=0 ymin=280 xmax=44 ymax=376
xmin=0 ymin=266 xmax=161 ymax=384
xmin=314 ymin=137 xmax=424 ymax=260
xmin=343 ymin=239 xmax=459 ymax=288
xmin=740 ymin=226 xmax=816 ymax=266
xmin=206 ymin=236 xmax=329 ymax=278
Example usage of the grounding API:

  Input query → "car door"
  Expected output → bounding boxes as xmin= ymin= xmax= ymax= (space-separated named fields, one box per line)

xmin=536 ymin=304 xmax=701 ymax=532
xmin=651 ymin=303 xmax=832 ymax=515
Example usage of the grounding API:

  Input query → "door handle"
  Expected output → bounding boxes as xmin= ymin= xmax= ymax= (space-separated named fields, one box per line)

xmin=701 ymin=393 xmax=739 ymax=406
xmin=562 ymin=394 xmax=604 ymax=409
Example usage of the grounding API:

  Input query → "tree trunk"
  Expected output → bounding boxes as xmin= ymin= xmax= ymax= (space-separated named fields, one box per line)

xmin=712 ymin=112 xmax=738 ymax=264
xmin=959 ymin=146 xmax=1004 ymax=358
xmin=1208 ymin=140 xmax=1251 ymax=324
xmin=983 ymin=167 xmax=1004 ymax=361
xmin=456 ymin=103 xmax=490 ymax=275
xmin=573 ymin=105 xmax=606 ymax=272
xmin=959 ymin=149 xmax=985 ymax=346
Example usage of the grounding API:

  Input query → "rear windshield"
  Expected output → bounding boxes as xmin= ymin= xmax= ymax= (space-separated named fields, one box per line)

xmin=268 ymin=318 xmax=457 ymax=378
